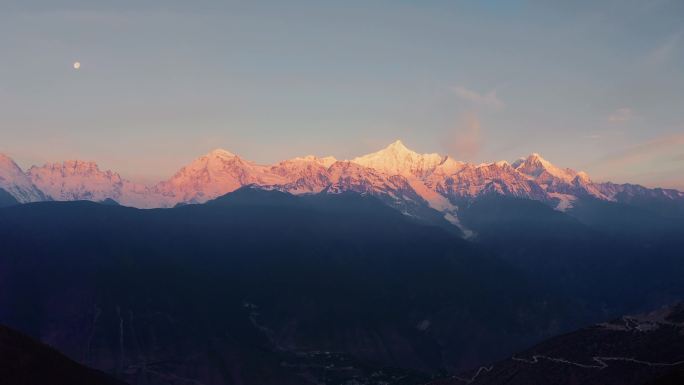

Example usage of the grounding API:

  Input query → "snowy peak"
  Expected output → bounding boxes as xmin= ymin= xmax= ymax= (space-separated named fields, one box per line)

xmin=28 ymin=161 xmax=125 ymax=202
xmin=513 ymin=153 xmax=609 ymax=200
xmin=426 ymin=157 xmax=467 ymax=181
xmin=284 ymin=155 xmax=338 ymax=168
xmin=267 ymin=156 xmax=334 ymax=194
xmin=351 ymin=140 xmax=446 ymax=178
xmin=190 ymin=148 xmax=244 ymax=173
xmin=0 ymin=153 xmax=23 ymax=175
xmin=385 ymin=139 xmax=411 ymax=152
xmin=156 ymin=148 xmax=281 ymax=204
xmin=0 ymin=153 xmax=45 ymax=203
xmin=30 ymin=160 xmax=116 ymax=177
xmin=514 ymin=153 xmax=576 ymax=183
xmin=25 ymin=160 xmax=167 ymax=208
xmin=171 ymin=149 xmax=247 ymax=179
xmin=575 ymin=171 xmax=591 ymax=183
xmin=325 ymin=161 xmax=423 ymax=207
xmin=206 ymin=148 xmax=236 ymax=159
xmin=0 ymin=153 xmax=15 ymax=166
xmin=435 ymin=161 xmax=548 ymax=201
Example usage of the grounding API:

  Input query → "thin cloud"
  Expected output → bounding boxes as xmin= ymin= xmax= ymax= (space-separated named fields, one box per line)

xmin=644 ymin=31 xmax=682 ymax=67
xmin=452 ymin=86 xmax=504 ymax=109
xmin=586 ymin=133 xmax=684 ymax=169
xmin=608 ymin=108 xmax=633 ymax=123
xmin=583 ymin=132 xmax=684 ymax=190
xmin=446 ymin=111 xmax=483 ymax=160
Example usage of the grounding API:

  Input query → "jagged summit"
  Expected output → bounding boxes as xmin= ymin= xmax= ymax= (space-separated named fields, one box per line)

xmin=512 ymin=153 xmax=608 ymax=200
xmin=576 ymin=171 xmax=591 ymax=181
xmin=514 ymin=152 xmax=577 ymax=182
xmin=351 ymin=140 xmax=446 ymax=178
xmin=26 ymin=160 xmax=159 ymax=207
xmin=156 ymin=148 xmax=277 ymax=204
xmin=386 ymin=139 xmax=410 ymax=151
xmin=512 ymin=152 xmax=550 ymax=165
xmin=285 ymin=155 xmax=338 ymax=168
xmin=32 ymin=160 xmax=103 ymax=172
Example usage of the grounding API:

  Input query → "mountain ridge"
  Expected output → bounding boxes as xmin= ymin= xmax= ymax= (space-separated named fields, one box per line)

xmin=0 ymin=187 xmax=578 ymax=384
xmin=2 ymin=141 xmax=682 ymax=229
xmin=431 ymin=303 xmax=684 ymax=385
xmin=0 ymin=323 xmax=126 ymax=385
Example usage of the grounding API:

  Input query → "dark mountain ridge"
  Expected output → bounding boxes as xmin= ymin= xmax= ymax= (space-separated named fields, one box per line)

xmin=0 ymin=187 xmax=18 ymax=208
xmin=432 ymin=303 xmax=684 ymax=385
xmin=0 ymin=323 xmax=125 ymax=385
xmin=0 ymin=187 xmax=576 ymax=385
xmin=457 ymin=195 xmax=684 ymax=317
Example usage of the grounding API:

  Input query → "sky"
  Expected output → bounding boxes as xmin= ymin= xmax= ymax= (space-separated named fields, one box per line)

xmin=1 ymin=0 xmax=683 ymax=189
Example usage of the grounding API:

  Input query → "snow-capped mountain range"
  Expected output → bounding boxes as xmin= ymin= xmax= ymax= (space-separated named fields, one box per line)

xmin=1 ymin=140 xmax=682 ymax=231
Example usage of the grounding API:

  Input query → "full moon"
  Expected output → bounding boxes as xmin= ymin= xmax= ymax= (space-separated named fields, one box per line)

xmin=73 ymin=62 xmax=81 ymax=70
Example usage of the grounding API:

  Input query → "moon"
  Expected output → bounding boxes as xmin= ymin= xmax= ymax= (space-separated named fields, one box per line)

xmin=73 ymin=61 xmax=81 ymax=70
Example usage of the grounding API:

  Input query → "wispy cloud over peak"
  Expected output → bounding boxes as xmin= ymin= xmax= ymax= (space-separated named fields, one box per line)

xmin=452 ymin=86 xmax=504 ymax=109
xmin=445 ymin=112 xmax=483 ymax=160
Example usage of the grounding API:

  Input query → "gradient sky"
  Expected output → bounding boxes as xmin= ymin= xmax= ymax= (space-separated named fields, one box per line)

xmin=1 ymin=0 xmax=683 ymax=188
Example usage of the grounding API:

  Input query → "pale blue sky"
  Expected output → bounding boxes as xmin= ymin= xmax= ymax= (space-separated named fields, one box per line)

xmin=1 ymin=0 xmax=683 ymax=188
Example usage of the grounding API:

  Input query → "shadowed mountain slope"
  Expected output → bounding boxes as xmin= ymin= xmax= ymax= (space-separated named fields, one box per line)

xmin=0 ymin=323 xmax=126 ymax=385
xmin=0 ymin=187 xmax=578 ymax=385
xmin=457 ymin=195 xmax=684 ymax=317
xmin=431 ymin=304 xmax=684 ymax=385
xmin=0 ymin=188 xmax=18 ymax=208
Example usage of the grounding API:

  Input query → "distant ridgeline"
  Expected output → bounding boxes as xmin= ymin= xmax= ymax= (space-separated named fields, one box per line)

xmin=1 ymin=141 xmax=682 ymax=235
